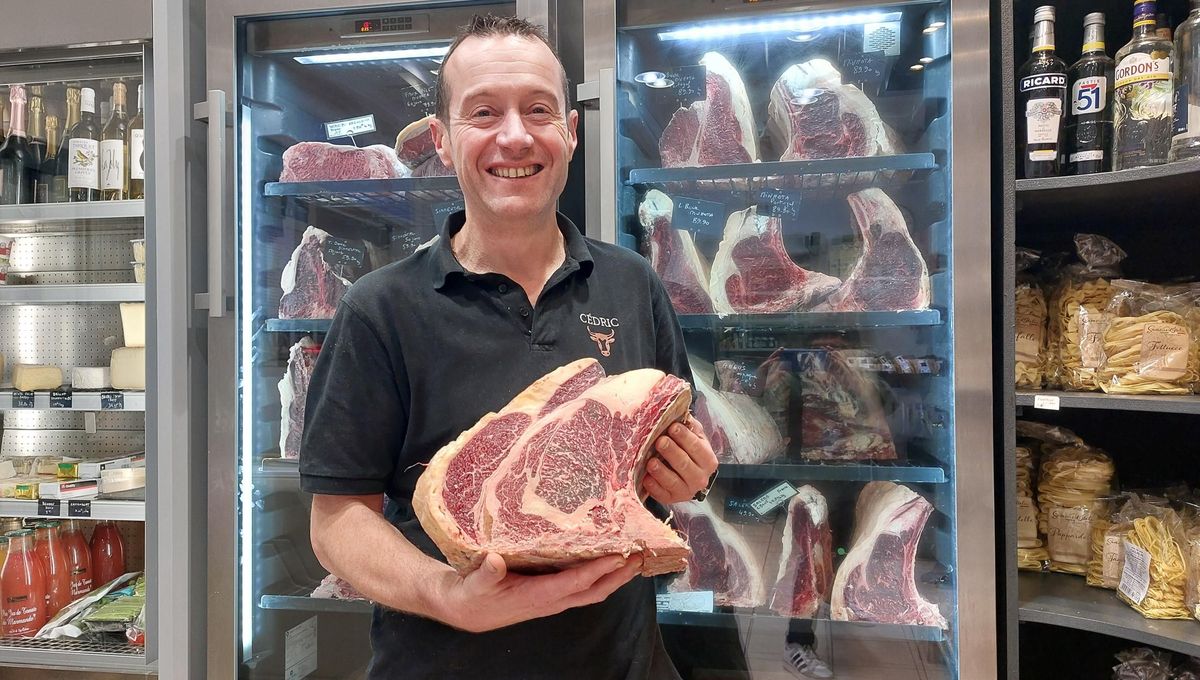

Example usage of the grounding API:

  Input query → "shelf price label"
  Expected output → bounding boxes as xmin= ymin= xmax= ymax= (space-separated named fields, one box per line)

xmin=669 ymin=65 xmax=707 ymax=108
xmin=11 ymin=391 xmax=35 ymax=409
xmin=50 ymin=389 xmax=73 ymax=409
xmin=757 ymin=188 xmax=801 ymax=219
xmin=323 ymin=236 xmax=366 ymax=268
xmin=68 ymin=500 xmax=92 ymax=518
xmin=401 ymin=87 xmax=436 ymax=117
xmin=841 ymin=51 xmax=888 ymax=97
xmin=37 ymin=499 xmax=62 ymax=517
xmin=1033 ymin=394 xmax=1060 ymax=411
xmin=671 ymin=196 xmax=725 ymax=237
xmin=323 ymin=114 xmax=377 ymax=140
xmin=655 ymin=591 xmax=714 ymax=613
xmin=750 ymin=481 xmax=798 ymax=517
xmin=100 ymin=391 xmax=125 ymax=410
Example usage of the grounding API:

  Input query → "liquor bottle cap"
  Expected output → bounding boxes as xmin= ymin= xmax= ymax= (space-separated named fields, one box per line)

xmin=1083 ymin=12 xmax=1105 ymax=26
xmin=81 ymin=87 xmax=96 ymax=113
xmin=1034 ymin=5 xmax=1055 ymax=23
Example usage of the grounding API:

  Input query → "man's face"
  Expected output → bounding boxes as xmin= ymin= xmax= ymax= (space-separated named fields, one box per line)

xmin=429 ymin=35 xmax=578 ymax=225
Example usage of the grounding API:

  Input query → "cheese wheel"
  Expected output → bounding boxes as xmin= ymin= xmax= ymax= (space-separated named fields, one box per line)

xmin=71 ymin=367 xmax=111 ymax=390
xmin=12 ymin=364 xmax=64 ymax=391
xmin=120 ymin=303 xmax=146 ymax=348
xmin=110 ymin=347 xmax=146 ymax=390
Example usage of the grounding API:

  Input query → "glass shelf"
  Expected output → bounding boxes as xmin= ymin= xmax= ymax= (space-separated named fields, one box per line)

xmin=628 ymin=153 xmax=939 ymax=193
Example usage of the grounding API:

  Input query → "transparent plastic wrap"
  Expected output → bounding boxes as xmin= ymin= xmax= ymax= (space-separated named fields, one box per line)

xmin=1088 ymin=494 xmax=1130 ymax=589
xmin=1111 ymin=648 xmax=1174 ymax=680
xmin=1116 ymin=505 xmax=1192 ymax=620
xmin=1048 ymin=234 xmax=1127 ymax=391
xmin=1183 ymin=502 xmax=1200 ymax=622
xmin=1015 ymin=248 xmax=1048 ymax=388
xmin=1016 ymin=446 xmax=1042 ymax=548
xmin=1097 ymin=281 xmax=1199 ymax=395
xmin=1038 ymin=444 xmax=1116 ymax=574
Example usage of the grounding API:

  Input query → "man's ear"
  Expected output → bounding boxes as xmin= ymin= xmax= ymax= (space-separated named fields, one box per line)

xmin=565 ymin=108 xmax=579 ymax=160
xmin=429 ymin=116 xmax=454 ymax=170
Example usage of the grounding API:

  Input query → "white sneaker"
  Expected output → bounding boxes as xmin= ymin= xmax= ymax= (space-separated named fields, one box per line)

xmin=783 ymin=642 xmax=833 ymax=679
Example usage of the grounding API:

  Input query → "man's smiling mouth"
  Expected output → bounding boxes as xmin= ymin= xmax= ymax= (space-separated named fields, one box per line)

xmin=488 ymin=164 xmax=544 ymax=178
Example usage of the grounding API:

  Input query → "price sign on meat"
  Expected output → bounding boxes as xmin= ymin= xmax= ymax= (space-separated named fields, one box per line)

xmin=670 ymin=65 xmax=707 ymax=107
xmin=323 ymin=236 xmax=366 ymax=268
xmin=390 ymin=229 xmax=428 ymax=259
xmin=841 ymin=51 xmax=887 ymax=96
xmin=757 ymin=188 xmax=801 ymax=219
xmin=401 ymin=87 xmax=436 ymax=117
xmin=430 ymin=200 xmax=465 ymax=227
xmin=323 ymin=114 xmax=377 ymax=140
xmin=751 ymin=481 xmax=798 ymax=516
xmin=671 ymin=196 xmax=724 ymax=236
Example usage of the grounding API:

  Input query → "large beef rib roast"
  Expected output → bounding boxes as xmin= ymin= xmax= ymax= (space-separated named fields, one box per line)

xmin=658 ymin=53 xmax=759 ymax=168
xmin=414 ymin=359 xmax=692 ymax=576
xmin=280 ymin=142 xmax=409 ymax=182
xmin=709 ymin=206 xmax=841 ymax=315
xmin=278 ymin=226 xmax=352 ymax=320
xmin=669 ymin=500 xmax=766 ymax=608
xmin=817 ymin=189 xmax=931 ymax=312
xmin=830 ymin=482 xmax=947 ymax=628
xmin=690 ymin=356 xmax=783 ymax=465
xmin=795 ymin=349 xmax=897 ymax=461
xmin=278 ymin=336 xmax=321 ymax=460
xmin=766 ymin=59 xmax=898 ymax=161
xmin=638 ymin=190 xmax=714 ymax=314
xmin=770 ymin=486 xmax=833 ymax=618
xmin=394 ymin=115 xmax=438 ymax=170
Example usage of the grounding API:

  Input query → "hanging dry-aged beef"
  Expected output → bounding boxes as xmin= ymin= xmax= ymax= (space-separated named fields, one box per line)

xmin=770 ymin=486 xmax=833 ymax=618
xmin=795 ymin=349 xmax=897 ymax=461
xmin=278 ymin=226 xmax=352 ymax=320
xmin=669 ymin=500 xmax=766 ymax=608
xmin=278 ymin=336 xmax=321 ymax=460
xmin=689 ymin=357 xmax=784 ymax=465
xmin=658 ymin=53 xmax=759 ymax=167
xmin=638 ymin=190 xmax=714 ymax=314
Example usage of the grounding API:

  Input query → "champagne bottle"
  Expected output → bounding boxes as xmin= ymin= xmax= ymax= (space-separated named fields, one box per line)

xmin=127 ymin=84 xmax=144 ymax=200
xmin=99 ymin=82 xmax=128 ymax=200
xmin=67 ymin=87 xmax=100 ymax=202
xmin=54 ymin=85 xmax=81 ymax=203
xmin=39 ymin=116 xmax=59 ymax=204
xmin=0 ymin=85 xmax=37 ymax=205
xmin=27 ymin=87 xmax=46 ymax=194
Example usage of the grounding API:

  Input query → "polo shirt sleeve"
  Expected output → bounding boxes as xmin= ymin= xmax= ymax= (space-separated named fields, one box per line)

xmin=648 ymin=269 xmax=694 ymax=389
xmin=299 ymin=299 xmax=409 ymax=495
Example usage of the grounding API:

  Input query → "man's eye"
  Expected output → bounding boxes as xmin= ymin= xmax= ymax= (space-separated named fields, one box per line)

xmin=472 ymin=109 xmax=494 ymax=118
xmin=530 ymin=106 xmax=552 ymax=115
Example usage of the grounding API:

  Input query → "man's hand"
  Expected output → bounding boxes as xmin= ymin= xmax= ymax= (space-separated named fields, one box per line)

xmin=643 ymin=417 xmax=719 ymax=505
xmin=433 ymin=552 xmax=643 ymax=633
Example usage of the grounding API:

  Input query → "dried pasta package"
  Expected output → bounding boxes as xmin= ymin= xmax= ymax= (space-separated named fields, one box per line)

xmin=1015 ymin=447 xmax=1043 ymax=550
xmin=1184 ymin=502 xmax=1200 ymax=621
xmin=1087 ymin=494 xmax=1129 ymax=589
xmin=1111 ymin=648 xmax=1173 ymax=680
xmin=1017 ymin=547 xmax=1049 ymax=572
xmin=1015 ymin=249 xmax=1048 ymax=388
xmin=1098 ymin=280 xmax=1199 ymax=395
xmin=1116 ymin=507 xmax=1192 ymax=619
xmin=1048 ymin=234 xmax=1126 ymax=391
xmin=1038 ymin=444 xmax=1115 ymax=574
xmin=1015 ymin=420 xmax=1084 ymax=452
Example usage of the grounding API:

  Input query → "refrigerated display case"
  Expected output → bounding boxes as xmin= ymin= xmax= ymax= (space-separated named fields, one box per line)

xmin=579 ymin=0 xmax=995 ymax=678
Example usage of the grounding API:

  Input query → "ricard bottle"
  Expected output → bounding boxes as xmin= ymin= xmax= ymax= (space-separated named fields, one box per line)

xmin=1018 ymin=6 xmax=1069 ymax=178
xmin=1113 ymin=0 xmax=1175 ymax=169
xmin=1067 ymin=13 xmax=1116 ymax=173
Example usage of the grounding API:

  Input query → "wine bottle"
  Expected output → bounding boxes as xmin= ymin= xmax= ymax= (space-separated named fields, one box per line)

xmin=127 ymin=84 xmax=144 ymax=200
xmin=39 ymin=115 xmax=58 ymax=203
xmin=54 ymin=85 xmax=81 ymax=203
xmin=27 ymin=87 xmax=46 ymax=192
xmin=67 ymin=87 xmax=100 ymax=202
xmin=99 ymin=82 xmax=128 ymax=200
xmin=0 ymin=85 xmax=37 ymax=205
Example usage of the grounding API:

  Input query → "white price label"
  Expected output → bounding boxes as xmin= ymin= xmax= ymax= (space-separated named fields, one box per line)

xmin=1118 ymin=540 xmax=1151 ymax=605
xmin=284 ymin=616 xmax=319 ymax=680
xmin=324 ymin=114 xmax=377 ymax=140
xmin=1033 ymin=394 xmax=1060 ymax=411
xmin=655 ymin=591 xmax=715 ymax=613
xmin=750 ymin=481 xmax=797 ymax=516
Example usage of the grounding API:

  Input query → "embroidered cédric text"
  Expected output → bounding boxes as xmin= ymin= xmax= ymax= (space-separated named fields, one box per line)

xmin=580 ymin=313 xmax=619 ymax=357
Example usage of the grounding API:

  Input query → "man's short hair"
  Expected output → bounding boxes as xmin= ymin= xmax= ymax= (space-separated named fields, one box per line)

xmin=435 ymin=14 xmax=571 ymax=121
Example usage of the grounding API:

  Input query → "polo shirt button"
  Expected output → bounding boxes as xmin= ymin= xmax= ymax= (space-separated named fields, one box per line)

xmin=520 ymin=308 xmax=530 ymax=317
xmin=498 ymin=284 xmax=508 ymax=293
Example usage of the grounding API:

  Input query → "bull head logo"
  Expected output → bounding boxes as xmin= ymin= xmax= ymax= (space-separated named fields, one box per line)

xmin=587 ymin=327 xmax=616 ymax=357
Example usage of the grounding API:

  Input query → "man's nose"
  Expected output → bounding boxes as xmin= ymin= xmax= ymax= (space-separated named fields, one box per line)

xmin=496 ymin=110 xmax=534 ymax=151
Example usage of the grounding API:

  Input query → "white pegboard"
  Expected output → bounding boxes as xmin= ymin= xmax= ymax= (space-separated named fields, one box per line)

xmin=0 ymin=304 xmax=128 ymax=382
xmin=0 ymin=428 xmax=145 ymax=458
xmin=8 ymin=228 xmax=143 ymax=274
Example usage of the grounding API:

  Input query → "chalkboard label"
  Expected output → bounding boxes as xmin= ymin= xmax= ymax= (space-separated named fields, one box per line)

xmin=38 ymin=499 xmax=61 ymax=517
xmin=50 ymin=389 xmax=73 ymax=409
xmin=671 ymin=196 xmax=725 ymax=236
xmin=670 ymin=64 xmax=707 ymax=107
xmin=757 ymin=188 xmax=801 ymax=219
xmin=401 ymin=87 xmax=436 ymax=117
xmin=11 ymin=390 xmax=35 ymax=409
xmin=68 ymin=500 xmax=92 ymax=518
xmin=100 ymin=391 xmax=125 ymax=410
xmin=391 ymin=229 xmax=427 ymax=258
xmin=323 ymin=236 xmax=366 ymax=268
xmin=841 ymin=51 xmax=887 ymax=96
xmin=431 ymin=200 xmax=465 ymax=228
xmin=724 ymin=496 xmax=777 ymax=525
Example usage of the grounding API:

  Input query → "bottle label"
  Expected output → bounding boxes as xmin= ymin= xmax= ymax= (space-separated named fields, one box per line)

xmin=1026 ymin=98 xmax=1064 ymax=145
xmin=130 ymin=129 xmax=145 ymax=180
xmin=1072 ymin=76 xmax=1108 ymax=115
xmin=68 ymin=138 xmax=99 ymax=190
xmin=1069 ymin=150 xmax=1105 ymax=162
xmin=1019 ymin=73 xmax=1067 ymax=92
xmin=1115 ymin=54 xmax=1171 ymax=90
xmin=99 ymin=139 xmax=124 ymax=191
xmin=1175 ymin=83 xmax=1200 ymax=141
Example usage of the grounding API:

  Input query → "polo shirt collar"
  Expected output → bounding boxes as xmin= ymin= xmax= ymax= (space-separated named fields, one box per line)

xmin=429 ymin=210 xmax=594 ymax=290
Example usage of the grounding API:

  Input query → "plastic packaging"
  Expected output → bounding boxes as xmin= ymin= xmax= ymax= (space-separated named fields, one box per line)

xmin=1015 ymin=248 xmax=1049 ymax=388
xmin=1088 ymin=494 xmax=1129 ymax=589
xmin=1038 ymin=444 xmax=1116 ymax=574
xmin=1183 ymin=502 xmax=1200 ymax=622
xmin=1111 ymin=647 xmax=1173 ymax=680
xmin=1115 ymin=505 xmax=1192 ymax=620
xmin=1047 ymin=234 xmax=1127 ymax=391
xmin=1098 ymin=281 xmax=1198 ymax=394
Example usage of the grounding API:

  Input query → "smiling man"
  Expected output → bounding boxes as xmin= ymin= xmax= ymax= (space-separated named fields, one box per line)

xmin=300 ymin=14 xmax=718 ymax=680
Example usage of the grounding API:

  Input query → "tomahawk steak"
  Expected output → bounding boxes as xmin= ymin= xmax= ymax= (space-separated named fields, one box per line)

xmin=690 ymin=357 xmax=784 ymax=465
xmin=658 ymin=53 xmax=759 ymax=168
xmin=710 ymin=206 xmax=841 ymax=315
xmin=280 ymin=142 xmax=410 ymax=182
xmin=639 ymin=190 xmax=714 ymax=314
xmin=278 ymin=336 xmax=321 ymax=460
xmin=414 ymin=359 xmax=692 ymax=576
xmin=831 ymin=482 xmax=946 ymax=628
xmin=817 ymin=189 xmax=931 ymax=312
xmin=670 ymin=500 xmax=766 ymax=608
xmin=770 ymin=486 xmax=833 ymax=618
xmin=278 ymin=227 xmax=352 ymax=319
xmin=767 ymin=59 xmax=897 ymax=161
xmin=795 ymin=349 xmax=897 ymax=461
xmin=394 ymin=115 xmax=438 ymax=170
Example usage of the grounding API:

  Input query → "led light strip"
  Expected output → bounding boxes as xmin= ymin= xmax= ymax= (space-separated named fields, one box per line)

xmin=239 ymin=109 xmax=255 ymax=657
xmin=657 ymin=11 xmax=901 ymax=42
xmin=294 ymin=45 xmax=448 ymax=64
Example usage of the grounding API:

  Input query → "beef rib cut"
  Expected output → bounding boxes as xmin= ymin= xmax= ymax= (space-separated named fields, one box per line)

xmin=278 ymin=336 xmax=321 ymax=460
xmin=767 ymin=59 xmax=898 ymax=161
xmin=639 ymin=190 xmax=713 ymax=314
xmin=394 ymin=115 xmax=438 ymax=170
xmin=795 ymin=349 xmax=896 ymax=461
xmin=414 ymin=358 xmax=691 ymax=576
xmin=280 ymin=142 xmax=409 ymax=182
xmin=690 ymin=356 xmax=783 ymax=465
xmin=831 ymin=482 xmax=947 ymax=628
xmin=709 ymin=206 xmax=841 ymax=315
xmin=278 ymin=226 xmax=352 ymax=319
xmin=669 ymin=500 xmax=766 ymax=608
xmin=817 ymin=189 xmax=931 ymax=312
xmin=658 ymin=53 xmax=759 ymax=168
xmin=770 ymin=486 xmax=833 ymax=618
xmin=311 ymin=574 xmax=367 ymax=601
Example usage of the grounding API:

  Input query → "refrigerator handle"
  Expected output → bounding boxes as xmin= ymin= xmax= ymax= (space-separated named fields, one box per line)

xmin=198 ymin=88 xmax=228 ymax=318
xmin=577 ymin=68 xmax=617 ymax=244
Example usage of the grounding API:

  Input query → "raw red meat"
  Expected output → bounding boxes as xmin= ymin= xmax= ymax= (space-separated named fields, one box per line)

xmin=767 ymin=59 xmax=898 ymax=161
xmin=709 ymin=206 xmax=841 ymax=315
xmin=311 ymin=573 xmax=367 ymax=601
xmin=658 ymin=53 xmax=759 ymax=168
xmin=278 ymin=336 xmax=321 ymax=460
xmin=279 ymin=142 xmax=409 ymax=182
xmin=690 ymin=357 xmax=783 ymax=465
xmin=638 ymin=190 xmax=713 ymax=314
xmin=831 ymin=482 xmax=946 ymax=628
xmin=817 ymin=189 xmax=930 ymax=312
xmin=278 ymin=227 xmax=352 ymax=319
xmin=412 ymin=154 xmax=455 ymax=177
xmin=414 ymin=359 xmax=691 ymax=576
xmin=669 ymin=500 xmax=766 ymax=608
xmin=394 ymin=115 xmax=437 ymax=170
xmin=795 ymin=349 xmax=896 ymax=461
xmin=770 ymin=486 xmax=833 ymax=617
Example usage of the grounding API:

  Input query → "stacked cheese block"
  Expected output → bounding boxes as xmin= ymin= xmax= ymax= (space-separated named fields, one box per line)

xmin=0 ymin=453 xmax=147 ymax=500
xmin=112 ymin=303 xmax=145 ymax=390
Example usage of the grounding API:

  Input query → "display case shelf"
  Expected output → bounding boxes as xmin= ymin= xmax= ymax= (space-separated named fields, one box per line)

xmin=1016 ymin=159 xmax=1200 ymax=210
xmin=720 ymin=459 xmax=946 ymax=484
xmin=0 ymin=390 xmax=146 ymax=412
xmin=0 ymin=494 xmax=146 ymax=521
xmin=677 ymin=309 xmax=942 ymax=332
xmin=656 ymin=610 xmax=946 ymax=642
xmin=1018 ymin=572 xmax=1200 ymax=658
xmin=0 ymin=200 xmax=145 ymax=226
xmin=626 ymin=154 xmax=939 ymax=193
xmin=265 ymin=318 xmax=333 ymax=333
xmin=0 ymin=283 xmax=144 ymax=304
xmin=1015 ymin=390 xmax=1200 ymax=415
xmin=0 ymin=636 xmax=147 ymax=673
xmin=264 ymin=177 xmax=461 ymax=211
xmin=260 ymin=593 xmax=373 ymax=614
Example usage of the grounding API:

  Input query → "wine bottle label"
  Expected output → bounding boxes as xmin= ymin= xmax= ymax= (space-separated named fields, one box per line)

xmin=68 ymin=138 xmax=99 ymax=190
xmin=1069 ymin=150 xmax=1105 ymax=162
xmin=99 ymin=139 xmax=125 ymax=191
xmin=1115 ymin=53 xmax=1171 ymax=90
xmin=130 ymin=129 xmax=145 ymax=180
xmin=1072 ymin=76 xmax=1108 ymax=115
xmin=1026 ymin=98 xmax=1064 ymax=144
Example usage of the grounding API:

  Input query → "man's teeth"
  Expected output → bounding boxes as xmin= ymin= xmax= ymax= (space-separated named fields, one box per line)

xmin=490 ymin=165 xmax=540 ymax=178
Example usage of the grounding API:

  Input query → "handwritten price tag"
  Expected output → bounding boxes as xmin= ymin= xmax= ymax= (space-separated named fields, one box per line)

xmin=669 ymin=65 xmax=707 ymax=108
xmin=750 ymin=481 xmax=798 ymax=516
xmin=1033 ymin=394 xmax=1060 ymax=411
xmin=323 ymin=236 xmax=366 ymax=268
xmin=671 ymin=196 xmax=724 ymax=236
xmin=401 ymin=87 xmax=436 ymax=117
xmin=324 ymin=114 xmax=377 ymax=140
xmin=757 ymin=189 xmax=801 ymax=219
xmin=841 ymin=51 xmax=887 ymax=96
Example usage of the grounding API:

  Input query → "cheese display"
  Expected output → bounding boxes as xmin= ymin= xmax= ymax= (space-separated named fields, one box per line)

xmin=12 ymin=363 xmax=64 ymax=391
xmin=120 ymin=303 xmax=146 ymax=348
xmin=110 ymin=347 xmax=146 ymax=390
xmin=71 ymin=366 xmax=111 ymax=390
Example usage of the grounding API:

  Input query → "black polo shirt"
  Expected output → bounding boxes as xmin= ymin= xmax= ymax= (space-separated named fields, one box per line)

xmin=299 ymin=211 xmax=690 ymax=680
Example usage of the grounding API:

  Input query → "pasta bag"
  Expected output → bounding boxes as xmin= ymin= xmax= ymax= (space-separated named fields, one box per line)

xmin=1050 ymin=234 xmax=1126 ymax=391
xmin=1115 ymin=507 xmax=1192 ymax=620
xmin=1087 ymin=494 xmax=1129 ymax=589
xmin=1098 ymin=280 xmax=1198 ymax=395
xmin=1183 ymin=501 xmax=1200 ymax=622
xmin=1015 ymin=248 xmax=1048 ymax=389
